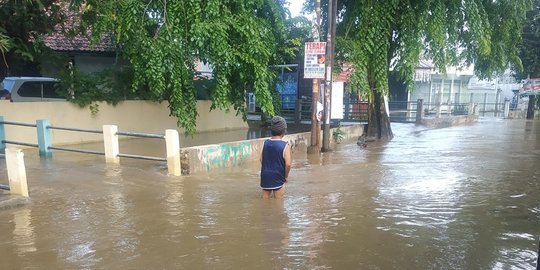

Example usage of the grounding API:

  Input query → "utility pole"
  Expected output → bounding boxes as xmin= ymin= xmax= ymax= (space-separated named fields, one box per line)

xmin=322 ymin=0 xmax=336 ymax=151
xmin=308 ymin=0 xmax=322 ymax=154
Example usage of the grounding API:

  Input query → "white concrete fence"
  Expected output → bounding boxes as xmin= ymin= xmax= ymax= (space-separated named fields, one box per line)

xmin=1 ymin=118 xmax=183 ymax=197
xmin=101 ymin=125 xmax=181 ymax=176
xmin=2 ymin=148 xmax=29 ymax=197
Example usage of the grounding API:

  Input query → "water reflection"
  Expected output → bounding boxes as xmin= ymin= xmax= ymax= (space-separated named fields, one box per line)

xmin=164 ymin=177 xmax=185 ymax=228
xmin=247 ymin=128 xmax=271 ymax=140
xmin=106 ymin=191 xmax=138 ymax=257
xmin=56 ymin=202 xmax=101 ymax=269
xmin=13 ymin=208 xmax=36 ymax=254
xmin=198 ymin=189 xmax=220 ymax=229
xmin=283 ymin=190 xmax=346 ymax=268
xmin=259 ymin=199 xmax=289 ymax=266
xmin=103 ymin=162 xmax=139 ymax=257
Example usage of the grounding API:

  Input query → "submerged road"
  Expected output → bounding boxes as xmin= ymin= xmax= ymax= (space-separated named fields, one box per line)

xmin=0 ymin=118 xmax=539 ymax=269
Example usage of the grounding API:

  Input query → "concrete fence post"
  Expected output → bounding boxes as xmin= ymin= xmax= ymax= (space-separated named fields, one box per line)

xmin=36 ymin=120 xmax=52 ymax=158
xmin=103 ymin=125 xmax=119 ymax=163
xmin=416 ymin=99 xmax=424 ymax=124
xmin=165 ymin=129 xmax=181 ymax=176
xmin=495 ymin=90 xmax=501 ymax=117
xmin=0 ymin=116 xmax=5 ymax=154
xmin=436 ymin=91 xmax=442 ymax=118
xmin=416 ymin=98 xmax=424 ymax=124
xmin=503 ymin=99 xmax=510 ymax=119
xmin=295 ymin=99 xmax=301 ymax=125
xmin=5 ymin=148 xmax=29 ymax=197
xmin=406 ymin=100 xmax=412 ymax=120
xmin=344 ymin=99 xmax=350 ymax=120
xmin=483 ymin=93 xmax=488 ymax=117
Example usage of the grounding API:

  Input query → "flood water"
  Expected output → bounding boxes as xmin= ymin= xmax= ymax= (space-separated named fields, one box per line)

xmin=0 ymin=118 xmax=539 ymax=269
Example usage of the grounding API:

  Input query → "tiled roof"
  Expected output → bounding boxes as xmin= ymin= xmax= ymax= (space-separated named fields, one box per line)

xmin=43 ymin=3 xmax=115 ymax=53
xmin=43 ymin=32 xmax=115 ymax=52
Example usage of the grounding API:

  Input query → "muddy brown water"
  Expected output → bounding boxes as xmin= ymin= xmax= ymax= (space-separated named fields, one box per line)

xmin=0 ymin=119 xmax=539 ymax=269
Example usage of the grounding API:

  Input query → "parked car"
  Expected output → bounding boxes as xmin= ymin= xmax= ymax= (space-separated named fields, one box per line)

xmin=1 ymin=77 xmax=65 ymax=102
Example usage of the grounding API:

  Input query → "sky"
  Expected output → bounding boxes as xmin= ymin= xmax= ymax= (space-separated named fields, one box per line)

xmin=288 ymin=0 xmax=304 ymax=17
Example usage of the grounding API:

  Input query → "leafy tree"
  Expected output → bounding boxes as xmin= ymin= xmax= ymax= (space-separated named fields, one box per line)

xmin=332 ymin=0 xmax=532 ymax=140
xmin=269 ymin=15 xmax=312 ymax=117
xmin=0 ymin=0 xmax=66 ymax=77
xmin=516 ymin=0 xmax=540 ymax=80
xmin=283 ymin=15 xmax=312 ymax=63
xmin=71 ymin=0 xmax=291 ymax=134
xmin=0 ymin=32 xmax=10 ymax=69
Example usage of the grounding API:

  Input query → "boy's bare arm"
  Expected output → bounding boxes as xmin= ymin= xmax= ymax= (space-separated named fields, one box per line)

xmin=284 ymin=143 xmax=292 ymax=181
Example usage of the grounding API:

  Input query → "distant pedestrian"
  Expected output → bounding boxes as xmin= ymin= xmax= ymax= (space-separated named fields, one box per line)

xmin=260 ymin=116 xmax=292 ymax=199
xmin=0 ymin=89 xmax=10 ymax=100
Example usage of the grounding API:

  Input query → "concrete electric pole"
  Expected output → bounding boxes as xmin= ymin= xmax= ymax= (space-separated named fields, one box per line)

xmin=322 ymin=0 xmax=337 ymax=151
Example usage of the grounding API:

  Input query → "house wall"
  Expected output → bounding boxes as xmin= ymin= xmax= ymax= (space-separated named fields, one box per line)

xmin=40 ymin=53 xmax=119 ymax=78
xmin=467 ymin=91 xmax=499 ymax=104
xmin=411 ymin=79 xmax=471 ymax=106
xmin=411 ymin=76 xmax=516 ymax=107
xmin=0 ymin=100 xmax=247 ymax=146
xmin=74 ymin=55 xmax=118 ymax=74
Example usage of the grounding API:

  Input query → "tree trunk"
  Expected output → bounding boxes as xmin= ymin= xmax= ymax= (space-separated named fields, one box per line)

xmin=366 ymin=88 xmax=394 ymax=140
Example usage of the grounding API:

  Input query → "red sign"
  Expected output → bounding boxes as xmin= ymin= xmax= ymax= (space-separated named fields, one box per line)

xmin=305 ymin=42 xmax=326 ymax=54
xmin=334 ymin=63 xmax=354 ymax=82
xmin=304 ymin=42 xmax=326 ymax=79
xmin=524 ymin=78 xmax=540 ymax=92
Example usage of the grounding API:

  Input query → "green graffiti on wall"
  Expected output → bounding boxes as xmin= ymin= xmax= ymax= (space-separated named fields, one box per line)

xmin=202 ymin=141 xmax=258 ymax=172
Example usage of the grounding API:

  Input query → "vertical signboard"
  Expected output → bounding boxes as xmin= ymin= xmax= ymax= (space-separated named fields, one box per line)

xmin=304 ymin=42 xmax=327 ymax=79
xmin=331 ymin=82 xmax=344 ymax=119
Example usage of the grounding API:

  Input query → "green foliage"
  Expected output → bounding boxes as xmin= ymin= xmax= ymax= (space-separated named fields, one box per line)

xmin=516 ymin=0 xmax=540 ymax=80
xmin=0 ymin=0 xmax=66 ymax=76
xmin=0 ymin=32 xmax=11 ymax=68
xmin=56 ymin=65 xmax=155 ymax=108
xmin=270 ymin=88 xmax=282 ymax=116
xmin=0 ymin=33 xmax=11 ymax=54
xmin=75 ymin=0 xmax=290 ymax=134
xmin=283 ymin=16 xmax=313 ymax=63
xmin=332 ymin=125 xmax=346 ymax=143
xmin=337 ymin=0 xmax=532 ymax=94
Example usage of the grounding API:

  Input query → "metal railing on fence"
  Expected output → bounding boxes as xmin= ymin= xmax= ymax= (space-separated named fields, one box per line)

xmin=247 ymin=97 xmax=510 ymax=125
xmin=115 ymin=131 xmax=166 ymax=162
xmin=0 ymin=119 xmax=39 ymax=150
xmin=0 ymin=116 xmax=181 ymax=176
xmin=46 ymin=124 xmax=105 ymax=156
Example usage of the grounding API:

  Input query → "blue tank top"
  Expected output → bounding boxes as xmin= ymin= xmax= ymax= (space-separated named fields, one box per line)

xmin=260 ymin=139 xmax=288 ymax=189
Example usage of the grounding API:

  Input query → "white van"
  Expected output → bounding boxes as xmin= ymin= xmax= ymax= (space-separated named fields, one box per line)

xmin=1 ymin=77 xmax=65 ymax=102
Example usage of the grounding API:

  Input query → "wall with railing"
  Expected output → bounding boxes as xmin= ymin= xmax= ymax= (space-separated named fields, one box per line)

xmin=269 ymin=98 xmax=511 ymax=124
xmin=0 ymin=100 xmax=247 ymax=146
xmin=0 ymin=117 xmax=181 ymax=176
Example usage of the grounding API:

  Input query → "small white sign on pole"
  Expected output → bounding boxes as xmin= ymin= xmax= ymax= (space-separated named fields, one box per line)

xmin=331 ymin=82 xmax=344 ymax=119
xmin=304 ymin=42 xmax=326 ymax=79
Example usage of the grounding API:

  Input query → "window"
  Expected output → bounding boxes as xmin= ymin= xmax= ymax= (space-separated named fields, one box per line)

xmin=42 ymin=82 xmax=62 ymax=98
xmin=16 ymin=81 xmax=63 ymax=99
xmin=17 ymin=82 xmax=42 ymax=97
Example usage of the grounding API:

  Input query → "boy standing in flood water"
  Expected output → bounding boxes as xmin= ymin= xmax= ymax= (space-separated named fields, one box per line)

xmin=260 ymin=116 xmax=292 ymax=199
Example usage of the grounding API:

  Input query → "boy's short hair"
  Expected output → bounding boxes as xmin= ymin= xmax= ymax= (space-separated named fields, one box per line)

xmin=270 ymin=116 xmax=287 ymax=136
